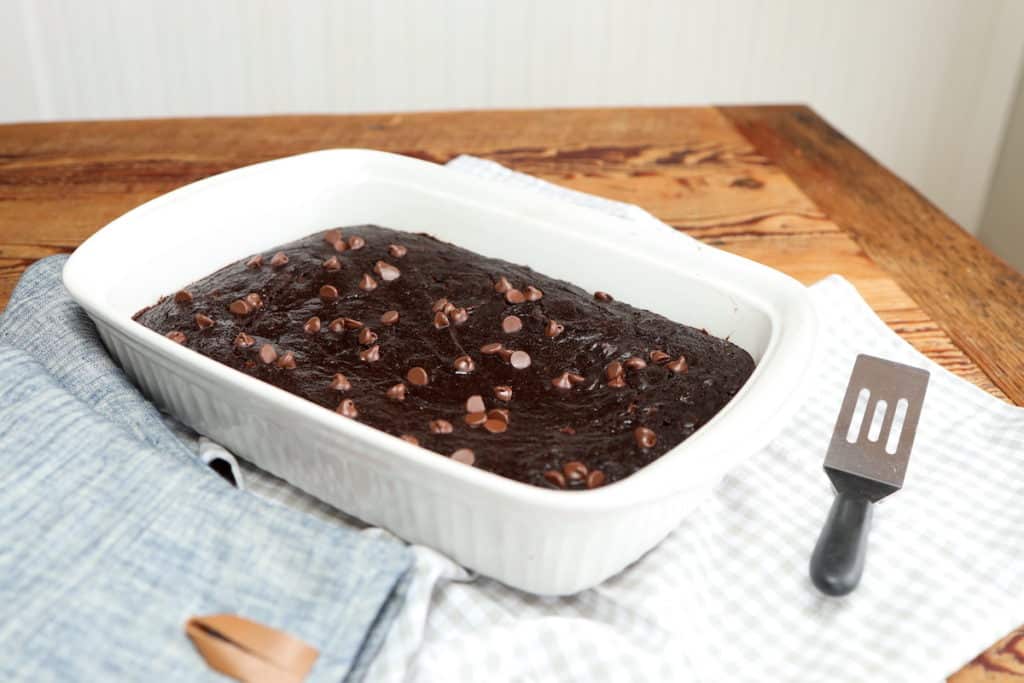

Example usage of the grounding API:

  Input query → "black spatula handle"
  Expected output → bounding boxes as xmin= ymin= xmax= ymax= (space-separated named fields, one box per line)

xmin=809 ymin=490 xmax=873 ymax=596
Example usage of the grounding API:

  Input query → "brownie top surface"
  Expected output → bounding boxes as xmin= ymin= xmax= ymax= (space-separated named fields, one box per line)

xmin=135 ymin=225 xmax=755 ymax=489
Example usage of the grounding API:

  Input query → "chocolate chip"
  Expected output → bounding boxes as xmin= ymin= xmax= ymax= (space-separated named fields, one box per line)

xmin=524 ymin=285 xmax=543 ymax=301
xmin=258 ymin=344 xmax=278 ymax=364
xmin=358 ymin=327 xmax=378 ymax=345
xmin=386 ymin=383 xmax=408 ymax=401
xmin=229 ymin=299 xmax=252 ymax=316
xmin=494 ymin=276 xmax=513 ymax=293
xmin=551 ymin=372 xmax=573 ymax=390
xmin=244 ymin=293 xmax=263 ymax=309
xmin=509 ymin=350 xmax=531 ymax=369
xmin=480 ymin=342 xmax=504 ymax=354
xmin=381 ymin=310 xmax=400 ymax=325
xmin=343 ymin=318 xmax=363 ymax=329
xmin=323 ymin=229 xmax=342 ymax=244
xmin=323 ymin=256 xmax=341 ymax=271
xmin=568 ymin=373 xmax=585 ymax=384
xmin=484 ymin=418 xmax=507 ymax=434
xmin=563 ymin=461 xmax=588 ymax=481
xmin=502 ymin=315 xmax=522 ymax=334
xmin=388 ymin=243 xmax=407 ymax=258
xmin=560 ymin=426 xmax=576 ymax=435
xmin=634 ymin=426 xmax=657 ymax=448
xmin=453 ymin=355 xmax=475 ymax=374
xmin=594 ymin=291 xmax=613 ymax=302
xmin=605 ymin=361 xmax=624 ymax=381
xmin=429 ymin=419 xmax=453 ymax=434
xmin=493 ymin=385 xmax=512 ymax=401
xmin=359 ymin=274 xmax=377 ymax=291
xmin=234 ymin=332 xmax=255 ymax=348
xmin=246 ymin=255 xmax=263 ymax=269
xmin=330 ymin=373 xmax=351 ymax=391
xmin=487 ymin=408 xmax=510 ymax=423
xmin=624 ymin=356 xmax=647 ymax=370
xmin=407 ymin=366 xmax=429 ymax=386
xmin=450 ymin=307 xmax=469 ymax=325
xmin=505 ymin=289 xmax=525 ymax=304
xmin=442 ymin=302 xmax=456 ymax=314
xmin=194 ymin=313 xmax=214 ymax=330
xmin=608 ymin=376 xmax=626 ymax=388
xmin=666 ymin=356 xmax=689 ymax=373
xmin=337 ymin=398 xmax=358 ymax=418
xmin=650 ymin=350 xmax=671 ymax=365
xmin=359 ymin=344 xmax=380 ymax=362
xmin=328 ymin=318 xmax=346 ymax=333
xmin=497 ymin=348 xmax=515 ymax=363
xmin=270 ymin=251 xmax=289 ymax=268
xmin=304 ymin=316 xmax=321 ymax=334
xmin=545 ymin=320 xmax=564 ymax=338
xmin=348 ymin=235 xmax=366 ymax=250
xmin=332 ymin=239 xmax=348 ymax=253
xmin=276 ymin=351 xmax=296 ymax=369
xmin=433 ymin=311 xmax=450 ymax=329
xmin=319 ymin=284 xmax=339 ymax=301
xmin=431 ymin=298 xmax=449 ymax=313
xmin=374 ymin=260 xmax=401 ymax=282
xmin=174 ymin=290 xmax=193 ymax=304
xmin=399 ymin=434 xmax=419 ymax=446
xmin=464 ymin=412 xmax=487 ymax=427
xmin=586 ymin=470 xmax=606 ymax=489
xmin=166 ymin=330 xmax=187 ymax=344
xmin=466 ymin=395 xmax=486 ymax=413
xmin=451 ymin=448 xmax=475 ymax=465
xmin=544 ymin=470 xmax=567 ymax=489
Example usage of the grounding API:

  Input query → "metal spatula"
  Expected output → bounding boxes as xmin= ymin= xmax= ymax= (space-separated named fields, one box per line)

xmin=810 ymin=354 xmax=930 ymax=596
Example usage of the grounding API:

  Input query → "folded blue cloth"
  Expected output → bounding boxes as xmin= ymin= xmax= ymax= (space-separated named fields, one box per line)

xmin=0 ymin=257 xmax=413 ymax=682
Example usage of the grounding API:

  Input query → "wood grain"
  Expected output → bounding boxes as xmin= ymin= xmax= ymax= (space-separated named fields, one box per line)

xmin=0 ymin=107 xmax=1017 ymax=677
xmin=722 ymin=105 xmax=1024 ymax=406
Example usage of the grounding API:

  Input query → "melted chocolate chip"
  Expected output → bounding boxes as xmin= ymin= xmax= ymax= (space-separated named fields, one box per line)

xmin=166 ymin=330 xmax=187 ymax=344
xmin=343 ymin=318 xmax=363 ymax=329
xmin=270 ymin=251 xmax=289 ymax=268
xmin=605 ymin=361 xmax=624 ymax=381
xmin=466 ymin=395 xmax=486 ymax=413
xmin=399 ymin=434 xmax=419 ymax=446
xmin=330 ymin=373 xmax=351 ymax=391
xmin=524 ymin=285 xmax=543 ymax=301
xmin=667 ymin=356 xmax=689 ymax=373
xmin=319 ymin=284 xmax=339 ymax=301
xmin=233 ymin=332 xmax=255 ymax=349
xmin=323 ymin=256 xmax=341 ymax=271
xmin=359 ymin=345 xmax=380 ymax=362
xmin=432 ymin=298 xmax=449 ymax=313
xmin=387 ymin=383 xmax=408 ymax=401
xmin=323 ymin=229 xmax=342 ymax=244
xmin=450 ymin=307 xmax=469 ymax=325
xmin=332 ymin=239 xmax=348 ymax=253
xmin=388 ymin=243 xmax=407 ymax=258
xmin=624 ymin=356 xmax=647 ymax=370
xmin=337 ymin=398 xmax=358 ymax=418
xmin=509 ymin=350 xmax=531 ymax=369
xmin=453 ymin=355 xmax=475 ymax=374
xmin=494 ymin=276 xmax=512 ymax=293
xmin=174 ymin=290 xmax=193 ymax=304
xmin=551 ymin=372 xmax=573 ymax=390
xmin=407 ymin=366 xmax=429 ymax=386
xmin=487 ymin=408 xmax=510 ymax=423
xmin=544 ymin=470 xmax=567 ymax=489
xmin=563 ymin=461 xmax=588 ymax=481
xmin=465 ymin=411 xmax=487 ymax=427
xmin=229 ymin=299 xmax=252 ymax=316
xmin=304 ymin=316 xmax=321 ymax=334
xmin=594 ymin=291 xmax=613 ymax=302
xmin=634 ymin=426 xmax=657 ymax=448
xmin=650 ymin=350 xmax=671 ymax=365
xmin=258 ymin=344 xmax=278 ymax=364
xmin=545 ymin=320 xmax=564 ymax=338
xmin=586 ymin=470 xmax=606 ymax=489
xmin=480 ymin=342 xmax=504 ymax=354
xmin=607 ymin=376 xmax=626 ymax=388
xmin=246 ymin=255 xmax=263 ymax=269
xmin=348 ymin=235 xmax=366 ymax=250
xmin=358 ymin=327 xmax=378 ymax=345
xmin=194 ymin=313 xmax=214 ymax=330
xmin=433 ymin=311 xmax=450 ymax=329
xmin=493 ymin=385 xmax=512 ymax=401
xmin=451 ymin=448 xmax=475 ymax=465
xmin=244 ymin=293 xmax=263 ymax=309
xmin=374 ymin=260 xmax=401 ymax=282
xmin=276 ymin=351 xmax=297 ymax=369
xmin=502 ymin=315 xmax=523 ymax=334
xmin=381 ymin=310 xmax=400 ymax=325
xmin=505 ymin=289 xmax=525 ymax=304
xmin=483 ymin=418 xmax=507 ymax=434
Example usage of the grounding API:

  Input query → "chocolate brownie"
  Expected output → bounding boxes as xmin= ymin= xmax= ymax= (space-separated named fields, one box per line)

xmin=135 ymin=226 xmax=755 ymax=489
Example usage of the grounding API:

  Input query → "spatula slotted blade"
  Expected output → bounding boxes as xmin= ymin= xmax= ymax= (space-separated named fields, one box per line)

xmin=810 ymin=354 xmax=930 ymax=596
xmin=825 ymin=354 xmax=930 ymax=501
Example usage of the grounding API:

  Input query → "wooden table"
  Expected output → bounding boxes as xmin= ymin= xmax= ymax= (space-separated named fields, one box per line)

xmin=1 ymin=107 xmax=1021 ymax=679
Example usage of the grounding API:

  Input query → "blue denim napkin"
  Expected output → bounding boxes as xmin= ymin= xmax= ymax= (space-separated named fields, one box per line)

xmin=0 ymin=256 xmax=413 ymax=682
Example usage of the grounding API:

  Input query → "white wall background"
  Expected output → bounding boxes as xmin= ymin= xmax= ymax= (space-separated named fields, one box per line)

xmin=3 ymin=0 xmax=1024 ymax=235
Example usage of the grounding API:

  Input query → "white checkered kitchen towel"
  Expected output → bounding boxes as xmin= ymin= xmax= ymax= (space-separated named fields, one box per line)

xmin=229 ymin=156 xmax=1024 ymax=682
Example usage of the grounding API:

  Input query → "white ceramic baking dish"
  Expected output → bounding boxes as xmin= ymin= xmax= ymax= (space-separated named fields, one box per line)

xmin=63 ymin=149 xmax=817 ymax=595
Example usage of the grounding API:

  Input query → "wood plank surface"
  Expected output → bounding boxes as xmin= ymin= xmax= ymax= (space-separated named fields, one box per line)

xmin=0 ymin=107 xmax=1019 ymax=678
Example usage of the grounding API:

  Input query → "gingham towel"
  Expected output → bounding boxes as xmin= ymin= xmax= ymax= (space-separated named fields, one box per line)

xmin=0 ymin=259 xmax=414 ymax=682
xmin=207 ymin=156 xmax=1024 ymax=681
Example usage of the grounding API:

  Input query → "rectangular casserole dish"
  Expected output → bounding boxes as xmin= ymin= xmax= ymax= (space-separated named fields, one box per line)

xmin=63 ymin=149 xmax=817 ymax=595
